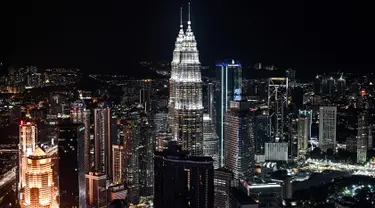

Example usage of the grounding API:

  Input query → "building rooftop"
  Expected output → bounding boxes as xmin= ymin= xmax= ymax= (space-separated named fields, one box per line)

xmin=230 ymin=187 xmax=258 ymax=205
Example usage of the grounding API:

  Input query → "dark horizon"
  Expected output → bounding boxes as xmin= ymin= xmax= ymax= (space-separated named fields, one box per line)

xmin=1 ymin=0 xmax=374 ymax=74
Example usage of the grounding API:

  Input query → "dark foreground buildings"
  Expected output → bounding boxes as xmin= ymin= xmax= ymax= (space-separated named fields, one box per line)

xmin=154 ymin=142 xmax=214 ymax=208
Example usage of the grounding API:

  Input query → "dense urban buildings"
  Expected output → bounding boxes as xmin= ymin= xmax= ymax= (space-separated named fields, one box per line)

xmin=0 ymin=2 xmax=374 ymax=208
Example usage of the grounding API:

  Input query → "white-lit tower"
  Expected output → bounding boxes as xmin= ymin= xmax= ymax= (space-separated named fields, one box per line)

xmin=169 ymin=4 xmax=204 ymax=155
xmin=268 ymin=78 xmax=289 ymax=142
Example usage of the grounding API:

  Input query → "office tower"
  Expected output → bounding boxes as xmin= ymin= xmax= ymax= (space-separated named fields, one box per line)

xmin=154 ymin=142 xmax=214 ymax=208
xmin=224 ymin=101 xmax=255 ymax=179
xmin=94 ymin=104 xmax=111 ymax=174
xmin=286 ymin=68 xmax=296 ymax=88
xmin=268 ymin=77 xmax=288 ymax=142
xmin=337 ymin=75 xmax=346 ymax=97
xmin=357 ymin=112 xmax=368 ymax=163
xmin=291 ymin=87 xmax=303 ymax=114
xmin=123 ymin=120 xmax=140 ymax=203
xmin=254 ymin=111 xmax=271 ymax=155
xmin=22 ymin=147 xmax=56 ymax=208
xmin=208 ymin=82 xmax=214 ymax=119
xmin=70 ymin=101 xmax=91 ymax=174
xmin=139 ymin=113 xmax=154 ymax=197
xmin=203 ymin=114 xmax=219 ymax=168
xmin=214 ymin=167 xmax=234 ymax=208
xmin=168 ymin=5 xmax=204 ymax=155
xmin=296 ymin=115 xmax=309 ymax=158
xmin=19 ymin=120 xmax=38 ymax=189
xmin=57 ymin=121 xmax=85 ymax=207
xmin=216 ymin=60 xmax=242 ymax=166
xmin=85 ymin=172 xmax=107 ymax=208
xmin=112 ymin=145 xmax=124 ymax=184
xmin=265 ymin=143 xmax=288 ymax=161
xmin=326 ymin=77 xmax=335 ymax=96
xmin=314 ymin=75 xmax=322 ymax=94
xmin=299 ymin=110 xmax=312 ymax=140
xmin=319 ymin=106 xmax=337 ymax=152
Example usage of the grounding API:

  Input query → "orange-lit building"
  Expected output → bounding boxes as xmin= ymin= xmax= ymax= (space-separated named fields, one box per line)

xmin=19 ymin=121 xmax=38 ymax=189
xmin=22 ymin=147 xmax=57 ymax=208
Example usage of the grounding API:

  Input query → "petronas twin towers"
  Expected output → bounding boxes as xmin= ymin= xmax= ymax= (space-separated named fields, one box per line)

xmin=168 ymin=4 xmax=204 ymax=155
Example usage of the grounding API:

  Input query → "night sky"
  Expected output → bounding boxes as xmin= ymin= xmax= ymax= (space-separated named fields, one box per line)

xmin=0 ymin=0 xmax=374 ymax=74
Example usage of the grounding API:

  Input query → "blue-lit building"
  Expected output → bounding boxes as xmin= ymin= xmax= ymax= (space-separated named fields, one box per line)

xmin=216 ymin=60 xmax=242 ymax=166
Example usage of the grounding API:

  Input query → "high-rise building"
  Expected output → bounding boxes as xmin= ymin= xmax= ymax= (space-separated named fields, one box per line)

xmin=94 ymin=104 xmax=111 ymax=174
xmin=299 ymin=110 xmax=312 ymax=141
xmin=112 ymin=145 xmax=124 ymax=185
xmin=216 ymin=60 xmax=242 ymax=166
xmin=208 ymin=82 xmax=215 ymax=120
xmin=319 ymin=106 xmax=337 ymax=152
xmin=123 ymin=120 xmax=140 ymax=203
xmin=314 ymin=75 xmax=322 ymax=94
xmin=71 ymin=101 xmax=91 ymax=174
xmin=85 ymin=172 xmax=107 ymax=208
xmin=22 ymin=147 xmax=57 ymax=208
xmin=265 ymin=143 xmax=288 ymax=161
xmin=168 ymin=5 xmax=204 ymax=156
xmin=254 ymin=111 xmax=271 ymax=155
xmin=224 ymin=101 xmax=255 ymax=179
xmin=357 ymin=112 xmax=368 ymax=163
xmin=19 ymin=120 xmax=38 ymax=189
xmin=214 ymin=167 xmax=234 ymax=208
xmin=57 ymin=121 xmax=85 ymax=207
xmin=203 ymin=114 xmax=219 ymax=169
xmin=107 ymin=184 xmax=127 ymax=202
xmin=286 ymin=69 xmax=296 ymax=89
xmin=154 ymin=142 xmax=214 ymax=208
xmin=268 ymin=78 xmax=288 ymax=142
xmin=337 ymin=75 xmax=346 ymax=97
xmin=296 ymin=115 xmax=309 ymax=158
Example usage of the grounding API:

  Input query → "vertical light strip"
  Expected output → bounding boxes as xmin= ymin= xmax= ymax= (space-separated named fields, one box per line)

xmin=221 ymin=66 xmax=224 ymax=167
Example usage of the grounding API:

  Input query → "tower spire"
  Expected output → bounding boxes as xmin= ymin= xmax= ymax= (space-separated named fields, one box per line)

xmin=180 ymin=6 xmax=183 ymax=28
xmin=188 ymin=2 xmax=191 ymax=25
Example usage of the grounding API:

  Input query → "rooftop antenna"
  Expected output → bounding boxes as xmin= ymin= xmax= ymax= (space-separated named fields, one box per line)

xmin=188 ymin=2 xmax=191 ymax=25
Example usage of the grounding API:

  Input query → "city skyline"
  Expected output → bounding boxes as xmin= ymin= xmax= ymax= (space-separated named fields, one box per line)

xmin=1 ymin=0 xmax=374 ymax=74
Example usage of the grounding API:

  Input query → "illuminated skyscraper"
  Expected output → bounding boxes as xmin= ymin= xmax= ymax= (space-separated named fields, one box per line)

xmin=216 ymin=60 xmax=242 ymax=166
xmin=319 ymin=106 xmax=337 ymax=152
xmin=268 ymin=78 xmax=288 ymax=142
xmin=169 ymin=4 xmax=204 ymax=155
xmin=71 ymin=101 xmax=91 ymax=175
xmin=22 ymin=147 xmax=56 ymax=208
xmin=112 ymin=145 xmax=124 ymax=185
xmin=94 ymin=104 xmax=111 ymax=174
xmin=337 ymin=75 xmax=346 ymax=97
xmin=296 ymin=115 xmax=309 ymax=158
xmin=19 ymin=120 xmax=38 ymax=189
xmin=224 ymin=101 xmax=255 ymax=179
xmin=357 ymin=112 xmax=368 ymax=163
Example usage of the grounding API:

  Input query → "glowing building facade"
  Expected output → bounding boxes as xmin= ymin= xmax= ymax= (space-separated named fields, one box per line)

xmin=112 ymin=145 xmax=124 ymax=185
xmin=94 ymin=105 xmax=111 ymax=174
xmin=19 ymin=121 xmax=38 ymax=189
xmin=22 ymin=147 xmax=56 ymax=208
xmin=168 ymin=5 xmax=204 ymax=155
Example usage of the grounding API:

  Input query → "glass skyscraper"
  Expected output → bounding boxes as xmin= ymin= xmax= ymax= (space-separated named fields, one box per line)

xmin=216 ymin=60 xmax=242 ymax=166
